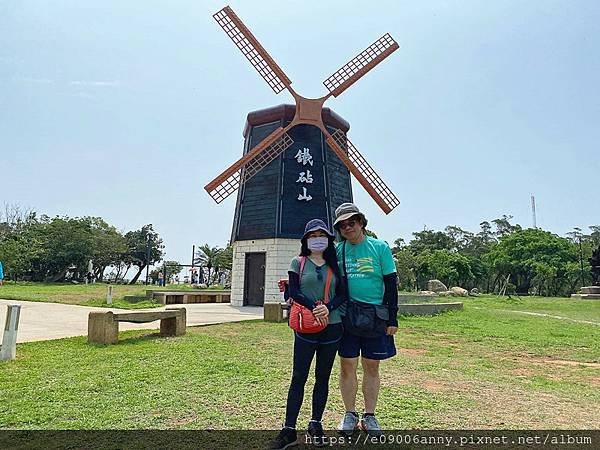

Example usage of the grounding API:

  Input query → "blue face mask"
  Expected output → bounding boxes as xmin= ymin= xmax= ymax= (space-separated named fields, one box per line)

xmin=307 ymin=236 xmax=329 ymax=252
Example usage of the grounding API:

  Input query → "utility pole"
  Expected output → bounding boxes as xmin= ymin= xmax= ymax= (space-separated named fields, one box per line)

xmin=145 ymin=233 xmax=151 ymax=285
xmin=579 ymin=235 xmax=585 ymax=286
xmin=531 ymin=195 xmax=537 ymax=229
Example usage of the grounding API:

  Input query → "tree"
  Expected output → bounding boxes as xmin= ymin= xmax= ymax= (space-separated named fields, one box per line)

xmin=150 ymin=260 xmax=182 ymax=284
xmin=29 ymin=216 xmax=96 ymax=282
xmin=487 ymin=228 xmax=577 ymax=295
xmin=0 ymin=231 xmax=42 ymax=280
xmin=416 ymin=250 xmax=474 ymax=289
xmin=193 ymin=243 xmax=233 ymax=286
xmin=491 ymin=214 xmax=522 ymax=238
xmin=444 ymin=225 xmax=475 ymax=253
xmin=124 ymin=224 xmax=164 ymax=284
xmin=566 ymin=226 xmax=599 ymax=287
xmin=407 ymin=230 xmax=453 ymax=254
xmin=391 ymin=238 xmax=406 ymax=253
xmin=194 ymin=244 xmax=224 ymax=286
xmin=216 ymin=245 xmax=233 ymax=271
xmin=0 ymin=203 xmax=36 ymax=239
xmin=85 ymin=217 xmax=127 ymax=281
xmin=365 ymin=229 xmax=378 ymax=239
xmin=393 ymin=248 xmax=418 ymax=291
xmin=590 ymin=226 xmax=600 ymax=248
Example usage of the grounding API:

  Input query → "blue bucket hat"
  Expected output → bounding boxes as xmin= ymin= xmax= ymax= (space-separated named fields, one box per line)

xmin=303 ymin=219 xmax=334 ymax=239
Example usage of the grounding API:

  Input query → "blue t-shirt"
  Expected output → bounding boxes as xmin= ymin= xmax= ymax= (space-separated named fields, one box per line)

xmin=0 ymin=261 xmax=4 ymax=279
xmin=336 ymin=236 xmax=396 ymax=305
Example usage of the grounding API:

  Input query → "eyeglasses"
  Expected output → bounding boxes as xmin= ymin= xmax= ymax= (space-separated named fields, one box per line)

xmin=315 ymin=265 xmax=322 ymax=281
xmin=338 ymin=219 xmax=357 ymax=230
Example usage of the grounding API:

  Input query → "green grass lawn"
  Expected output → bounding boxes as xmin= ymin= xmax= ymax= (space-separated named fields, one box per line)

xmin=0 ymin=282 xmax=213 ymax=309
xmin=0 ymin=296 xmax=598 ymax=430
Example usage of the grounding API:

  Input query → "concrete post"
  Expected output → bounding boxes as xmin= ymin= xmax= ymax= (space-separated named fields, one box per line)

xmin=88 ymin=312 xmax=118 ymax=344
xmin=107 ymin=285 xmax=113 ymax=305
xmin=1 ymin=304 xmax=21 ymax=361
xmin=161 ymin=308 xmax=186 ymax=336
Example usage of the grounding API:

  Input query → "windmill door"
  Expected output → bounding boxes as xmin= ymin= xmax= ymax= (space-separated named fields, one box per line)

xmin=244 ymin=253 xmax=266 ymax=306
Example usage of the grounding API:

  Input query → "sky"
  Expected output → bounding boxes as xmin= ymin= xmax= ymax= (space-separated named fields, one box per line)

xmin=1 ymin=0 xmax=599 ymax=266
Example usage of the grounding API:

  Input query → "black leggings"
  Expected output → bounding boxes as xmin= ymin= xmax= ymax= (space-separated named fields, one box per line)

xmin=284 ymin=324 xmax=343 ymax=428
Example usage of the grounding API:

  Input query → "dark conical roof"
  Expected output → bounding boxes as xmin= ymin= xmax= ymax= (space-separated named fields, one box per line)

xmin=242 ymin=104 xmax=350 ymax=138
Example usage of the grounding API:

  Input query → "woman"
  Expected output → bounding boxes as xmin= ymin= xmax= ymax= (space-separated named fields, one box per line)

xmin=271 ymin=219 xmax=346 ymax=450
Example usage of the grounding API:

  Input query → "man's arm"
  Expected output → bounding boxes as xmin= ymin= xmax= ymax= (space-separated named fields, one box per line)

xmin=327 ymin=274 xmax=347 ymax=312
xmin=383 ymin=272 xmax=398 ymax=327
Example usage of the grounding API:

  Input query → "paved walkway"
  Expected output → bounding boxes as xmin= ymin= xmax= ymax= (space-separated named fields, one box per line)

xmin=0 ymin=299 xmax=264 ymax=343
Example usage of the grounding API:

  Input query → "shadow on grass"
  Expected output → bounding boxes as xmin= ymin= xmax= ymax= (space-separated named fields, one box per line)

xmin=86 ymin=331 xmax=179 ymax=348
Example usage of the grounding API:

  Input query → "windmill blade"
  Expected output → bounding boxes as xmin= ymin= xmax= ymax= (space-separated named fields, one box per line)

xmin=323 ymin=33 xmax=399 ymax=98
xmin=205 ymin=127 xmax=294 ymax=203
xmin=213 ymin=6 xmax=292 ymax=94
xmin=325 ymin=129 xmax=400 ymax=214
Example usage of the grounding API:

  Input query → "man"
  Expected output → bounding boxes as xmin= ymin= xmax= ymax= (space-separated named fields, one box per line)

xmin=333 ymin=203 xmax=398 ymax=436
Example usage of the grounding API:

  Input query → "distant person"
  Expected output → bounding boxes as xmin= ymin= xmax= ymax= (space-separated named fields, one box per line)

xmin=0 ymin=260 xmax=4 ymax=286
xmin=270 ymin=219 xmax=347 ymax=449
xmin=158 ymin=272 xmax=164 ymax=287
xmin=333 ymin=203 xmax=398 ymax=437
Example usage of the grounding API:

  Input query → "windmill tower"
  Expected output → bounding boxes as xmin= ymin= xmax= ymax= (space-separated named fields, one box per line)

xmin=206 ymin=6 xmax=401 ymax=306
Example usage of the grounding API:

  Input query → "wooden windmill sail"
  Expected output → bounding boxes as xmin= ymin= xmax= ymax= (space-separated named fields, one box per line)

xmin=205 ymin=5 xmax=400 ymax=214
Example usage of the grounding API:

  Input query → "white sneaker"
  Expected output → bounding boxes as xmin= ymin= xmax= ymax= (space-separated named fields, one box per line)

xmin=359 ymin=414 xmax=383 ymax=437
xmin=337 ymin=412 xmax=359 ymax=435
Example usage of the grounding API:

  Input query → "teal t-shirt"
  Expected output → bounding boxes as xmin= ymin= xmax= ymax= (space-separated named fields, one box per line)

xmin=336 ymin=236 xmax=396 ymax=306
xmin=289 ymin=256 xmax=341 ymax=324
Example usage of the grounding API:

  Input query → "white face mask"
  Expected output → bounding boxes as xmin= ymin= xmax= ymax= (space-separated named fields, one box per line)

xmin=307 ymin=236 xmax=329 ymax=252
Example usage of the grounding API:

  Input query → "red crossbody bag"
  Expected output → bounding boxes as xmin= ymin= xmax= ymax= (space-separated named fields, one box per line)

xmin=288 ymin=256 xmax=333 ymax=334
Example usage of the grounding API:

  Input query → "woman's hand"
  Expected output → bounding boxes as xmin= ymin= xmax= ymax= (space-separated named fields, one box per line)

xmin=385 ymin=326 xmax=398 ymax=336
xmin=312 ymin=304 xmax=329 ymax=318
xmin=313 ymin=303 xmax=329 ymax=326
xmin=314 ymin=315 xmax=329 ymax=327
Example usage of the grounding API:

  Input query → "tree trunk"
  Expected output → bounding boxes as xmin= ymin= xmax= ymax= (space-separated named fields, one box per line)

xmin=45 ymin=268 xmax=69 ymax=283
xmin=118 ymin=264 xmax=131 ymax=282
xmin=129 ymin=265 xmax=146 ymax=284
xmin=94 ymin=266 xmax=105 ymax=281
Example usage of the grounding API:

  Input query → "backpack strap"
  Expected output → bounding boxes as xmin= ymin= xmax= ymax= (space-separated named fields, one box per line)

xmin=342 ymin=241 xmax=347 ymax=276
xmin=323 ymin=267 xmax=333 ymax=304
xmin=299 ymin=256 xmax=332 ymax=304
xmin=299 ymin=256 xmax=306 ymax=276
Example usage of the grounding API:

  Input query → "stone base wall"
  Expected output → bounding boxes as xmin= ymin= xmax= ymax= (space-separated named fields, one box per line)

xmin=231 ymin=238 xmax=299 ymax=307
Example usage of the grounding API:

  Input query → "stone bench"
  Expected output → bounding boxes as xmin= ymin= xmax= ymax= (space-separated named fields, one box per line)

xmin=264 ymin=302 xmax=289 ymax=322
xmin=148 ymin=290 xmax=230 ymax=305
xmin=88 ymin=308 xmax=186 ymax=345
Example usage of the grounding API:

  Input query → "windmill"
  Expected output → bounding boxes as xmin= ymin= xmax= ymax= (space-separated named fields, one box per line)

xmin=206 ymin=6 xmax=401 ymax=306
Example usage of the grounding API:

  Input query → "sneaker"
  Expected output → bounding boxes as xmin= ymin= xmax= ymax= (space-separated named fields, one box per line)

xmin=359 ymin=414 xmax=383 ymax=437
xmin=337 ymin=411 xmax=359 ymax=436
xmin=307 ymin=420 xmax=325 ymax=447
xmin=269 ymin=427 xmax=298 ymax=450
